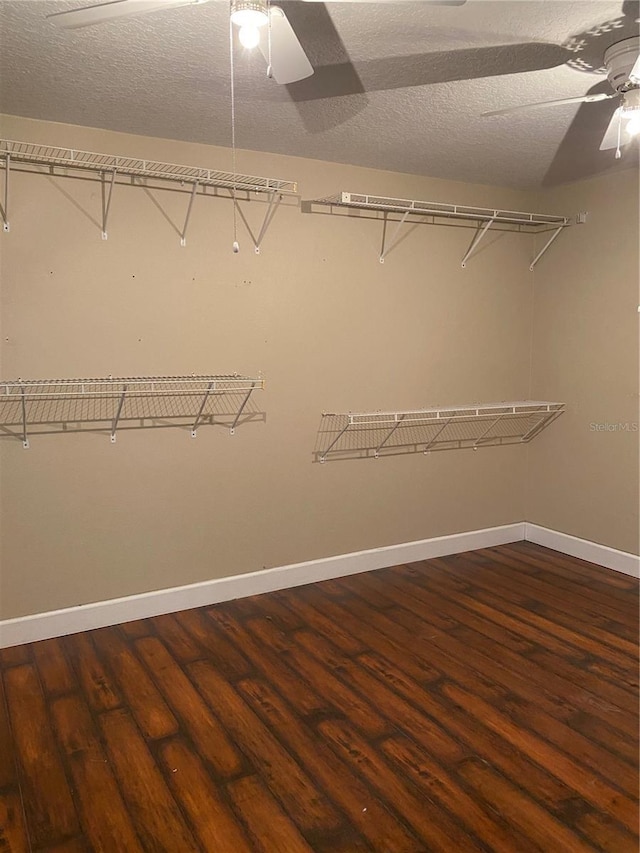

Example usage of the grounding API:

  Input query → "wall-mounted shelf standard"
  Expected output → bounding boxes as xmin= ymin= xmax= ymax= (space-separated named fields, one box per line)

xmin=0 ymin=139 xmax=297 ymax=250
xmin=307 ymin=192 xmax=571 ymax=269
xmin=0 ymin=374 xmax=265 ymax=448
xmin=316 ymin=401 xmax=564 ymax=463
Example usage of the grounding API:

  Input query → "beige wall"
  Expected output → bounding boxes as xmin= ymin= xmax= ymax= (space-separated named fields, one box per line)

xmin=1 ymin=115 xmax=637 ymax=620
xmin=527 ymin=169 xmax=640 ymax=555
xmin=0 ymin=114 xmax=541 ymax=619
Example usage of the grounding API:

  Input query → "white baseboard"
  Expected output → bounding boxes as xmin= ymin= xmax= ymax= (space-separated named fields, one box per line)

xmin=0 ymin=522 xmax=525 ymax=649
xmin=2 ymin=520 xmax=637 ymax=649
xmin=525 ymin=523 xmax=640 ymax=578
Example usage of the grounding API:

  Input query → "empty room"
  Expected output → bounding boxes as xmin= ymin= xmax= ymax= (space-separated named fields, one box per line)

xmin=0 ymin=0 xmax=638 ymax=850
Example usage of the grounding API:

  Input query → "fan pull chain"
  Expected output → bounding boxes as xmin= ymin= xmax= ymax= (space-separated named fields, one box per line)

xmin=229 ymin=15 xmax=240 ymax=251
xmin=615 ymin=110 xmax=622 ymax=160
xmin=266 ymin=0 xmax=272 ymax=78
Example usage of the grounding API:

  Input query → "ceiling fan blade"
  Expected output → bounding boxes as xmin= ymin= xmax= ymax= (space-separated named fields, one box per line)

xmin=599 ymin=108 xmax=624 ymax=150
xmin=482 ymin=92 xmax=616 ymax=117
xmin=258 ymin=6 xmax=313 ymax=84
xmin=630 ymin=52 xmax=640 ymax=83
xmin=47 ymin=0 xmax=197 ymax=29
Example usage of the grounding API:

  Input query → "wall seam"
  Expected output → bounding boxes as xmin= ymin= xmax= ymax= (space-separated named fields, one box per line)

xmin=524 ymin=198 xmax=540 ymax=529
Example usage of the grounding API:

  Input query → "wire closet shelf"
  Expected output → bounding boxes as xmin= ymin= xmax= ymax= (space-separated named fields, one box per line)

xmin=0 ymin=139 xmax=297 ymax=248
xmin=316 ymin=401 xmax=565 ymax=463
xmin=309 ymin=192 xmax=572 ymax=269
xmin=0 ymin=374 xmax=265 ymax=448
xmin=0 ymin=139 xmax=297 ymax=194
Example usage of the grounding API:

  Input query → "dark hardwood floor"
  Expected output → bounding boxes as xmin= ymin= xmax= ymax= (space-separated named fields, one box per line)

xmin=1 ymin=542 xmax=638 ymax=852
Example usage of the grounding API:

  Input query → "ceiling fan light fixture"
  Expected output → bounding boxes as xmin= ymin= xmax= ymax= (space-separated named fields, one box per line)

xmin=620 ymin=88 xmax=640 ymax=112
xmin=625 ymin=114 xmax=640 ymax=137
xmin=230 ymin=1 xmax=268 ymax=29
xmin=620 ymin=88 xmax=640 ymax=136
xmin=238 ymin=24 xmax=261 ymax=48
xmin=231 ymin=0 xmax=267 ymax=49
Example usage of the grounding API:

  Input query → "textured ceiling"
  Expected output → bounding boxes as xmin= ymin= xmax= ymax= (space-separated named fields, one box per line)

xmin=0 ymin=0 xmax=639 ymax=187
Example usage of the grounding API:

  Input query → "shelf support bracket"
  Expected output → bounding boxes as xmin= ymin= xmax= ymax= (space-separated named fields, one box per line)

xmin=230 ymin=381 xmax=257 ymax=435
xmin=1 ymin=153 xmax=9 ymax=233
xmin=191 ymin=380 xmax=215 ymax=437
xmin=520 ymin=414 xmax=549 ymax=442
xmin=461 ymin=217 xmax=496 ymax=268
xmin=529 ymin=225 xmax=564 ymax=271
xmin=472 ymin=414 xmax=504 ymax=448
xmin=320 ymin=418 xmax=352 ymax=463
xmin=374 ymin=414 xmax=405 ymax=457
xmin=101 ymin=169 xmax=117 ymax=240
xmin=234 ymin=192 xmax=282 ymax=254
xmin=254 ymin=191 xmax=281 ymax=254
xmin=180 ymin=181 xmax=199 ymax=247
xmin=520 ymin=408 xmax=561 ymax=442
xmin=20 ymin=384 xmax=29 ymax=449
xmin=423 ymin=417 xmax=452 ymax=453
xmin=111 ymin=385 xmax=127 ymax=443
xmin=379 ymin=211 xmax=411 ymax=263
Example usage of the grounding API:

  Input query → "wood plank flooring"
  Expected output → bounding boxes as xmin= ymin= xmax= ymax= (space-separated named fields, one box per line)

xmin=0 ymin=542 xmax=638 ymax=852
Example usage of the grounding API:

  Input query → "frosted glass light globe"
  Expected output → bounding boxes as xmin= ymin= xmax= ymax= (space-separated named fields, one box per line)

xmin=239 ymin=24 xmax=260 ymax=49
xmin=625 ymin=114 xmax=640 ymax=137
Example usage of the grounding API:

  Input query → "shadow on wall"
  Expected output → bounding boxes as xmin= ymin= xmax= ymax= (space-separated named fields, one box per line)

xmin=40 ymin=175 xmax=298 ymax=247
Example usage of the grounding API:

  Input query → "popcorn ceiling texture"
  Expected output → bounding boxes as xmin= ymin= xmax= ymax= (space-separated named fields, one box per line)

xmin=0 ymin=0 xmax=637 ymax=188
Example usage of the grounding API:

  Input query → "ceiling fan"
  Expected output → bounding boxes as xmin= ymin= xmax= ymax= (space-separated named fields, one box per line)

xmin=482 ymin=36 xmax=640 ymax=160
xmin=47 ymin=0 xmax=466 ymax=85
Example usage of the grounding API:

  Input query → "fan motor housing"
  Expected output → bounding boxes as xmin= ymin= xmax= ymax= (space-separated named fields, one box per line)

xmin=604 ymin=36 xmax=640 ymax=92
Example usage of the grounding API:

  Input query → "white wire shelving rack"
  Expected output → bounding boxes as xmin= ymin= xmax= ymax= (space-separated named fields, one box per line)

xmin=0 ymin=374 xmax=265 ymax=448
xmin=307 ymin=192 xmax=573 ymax=270
xmin=315 ymin=401 xmax=564 ymax=463
xmin=0 ymin=139 xmax=297 ymax=250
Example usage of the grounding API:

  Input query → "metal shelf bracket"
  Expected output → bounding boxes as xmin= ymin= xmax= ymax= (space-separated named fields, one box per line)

xmin=529 ymin=225 xmax=564 ymax=271
xmin=180 ymin=181 xmax=199 ymax=247
xmin=472 ymin=413 xmax=504 ymax=448
xmin=374 ymin=413 xmax=405 ymax=455
xmin=230 ymin=381 xmax=258 ymax=435
xmin=379 ymin=211 xmax=411 ymax=263
xmin=234 ymin=191 xmax=282 ymax=254
xmin=101 ymin=170 xmax=116 ymax=240
xmin=20 ymin=383 xmax=28 ymax=448
xmin=1 ymin=153 xmax=9 ymax=233
xmin=191 ymin=379 xmax=215 ymax=437
xmin=319 ymin=419 xmax=351 ymax=463
xmin=422 ymin=417 xmax=452 ymax=454
xmin=111 ymin=384 xmax=127 ymax=443
xmin=461 ymin=217 xmax=496 ymax=268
